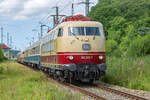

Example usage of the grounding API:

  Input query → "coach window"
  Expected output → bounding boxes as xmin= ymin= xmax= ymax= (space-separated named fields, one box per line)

xmin=58 ymin=28 xmax=63 ymax=37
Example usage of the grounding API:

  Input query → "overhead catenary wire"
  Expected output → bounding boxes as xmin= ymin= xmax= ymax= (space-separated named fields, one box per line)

xmin=38 ymin=0 xmax=72 ymax=28
xmin=31 ymin=0 xmax=73 ymax=43
xmin=59 ymin=1 xmax=72 ymax=13
xmin=32 ymin=0 xmax=60 ymax=32
xmin=32 ymin=0 xmax=97 ymax=42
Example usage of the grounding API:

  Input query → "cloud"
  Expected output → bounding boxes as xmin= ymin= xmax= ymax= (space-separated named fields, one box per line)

xmin=0 ymin=0 xmax=98 ymax=20
xmin=0 ymin=0 xmax=26 ymax=17
xmin=13 ymin=15 xmax=29 ymax=20
xmin=17 ymin=0 xmax=52 ymax=16
xmin=0 ymin=0 xmax=61 ymax=20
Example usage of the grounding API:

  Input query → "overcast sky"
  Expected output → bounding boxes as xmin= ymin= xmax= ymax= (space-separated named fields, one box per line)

xmin=0 ymin=0 xmax=98 ymax=50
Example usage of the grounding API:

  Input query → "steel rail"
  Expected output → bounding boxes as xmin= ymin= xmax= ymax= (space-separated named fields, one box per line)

xmin=97 ymin=85 xmax=148 ymax=100
xmin=64 ymin=83 xmax=106 ymax=100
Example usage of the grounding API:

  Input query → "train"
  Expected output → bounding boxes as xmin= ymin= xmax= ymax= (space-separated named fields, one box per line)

xmin=17 ymin=14 xmax=107 ymax=83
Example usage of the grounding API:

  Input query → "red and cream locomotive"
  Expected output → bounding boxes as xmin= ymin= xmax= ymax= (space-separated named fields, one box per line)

xmin=18 ymin=15 xmax=107 ymax=83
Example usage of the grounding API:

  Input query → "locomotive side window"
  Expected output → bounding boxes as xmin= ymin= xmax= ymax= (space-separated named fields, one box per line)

xmin=58 ymin=28 xmax=63 ymax=37
xmin=68 ymin=27 xmax=100 ymax=36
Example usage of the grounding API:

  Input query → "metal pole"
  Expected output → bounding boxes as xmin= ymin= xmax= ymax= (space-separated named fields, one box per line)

xmin=32 ymin=37 xmax=34 ymax=43
xmin=78 ymin=0 xmax=91 ymax=17
xmin=1 ymin=27 xmax=3 ymax=44
xmin=32 ymin=29 xmax=40 ymax=40
xmin=38 ymin=33 xmax=40 ymax=40
xmin=56 ymin=6 xmax=59 ymax=24
xmin=52 ymin=16 xmax=56 ymax=27
xmin=10 ymin=36 xmax=12 ymax=48
xmin=86 ymin=0 xmax=90 ymax=17
xmin=7 ymin=32 xmax=9 ymax=46
xmin=40 ymin=24 xmax=43 ymax=38
xmin=72 ymin=0 xmax=74 ymax=16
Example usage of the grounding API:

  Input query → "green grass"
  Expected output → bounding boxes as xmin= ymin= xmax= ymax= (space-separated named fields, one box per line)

xmin=0 ymin=61 xmax=81 ymax=100
xmin=101 ymin=55 xmax=150 ymax=91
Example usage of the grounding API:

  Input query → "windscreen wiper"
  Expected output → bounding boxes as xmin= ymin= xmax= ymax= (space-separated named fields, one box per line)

xmin=71 ymin=31 xmax=79 ymax=40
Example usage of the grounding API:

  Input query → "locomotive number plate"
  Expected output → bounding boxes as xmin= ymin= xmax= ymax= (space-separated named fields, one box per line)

xmin=82 ymin=44 xmax=91 ymax=50
xmin=81 ymin=56 xmax=93 ymax=59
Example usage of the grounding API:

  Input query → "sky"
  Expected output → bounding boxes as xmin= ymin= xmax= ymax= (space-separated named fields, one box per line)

xmin=0 ymin=0 xmax=98 ymax=51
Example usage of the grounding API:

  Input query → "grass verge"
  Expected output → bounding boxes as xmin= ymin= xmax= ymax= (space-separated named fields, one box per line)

xmin=0 ymin=61 xmax=81 ymax=100
xmin=101 ymin=55 xmax=150 ymax=91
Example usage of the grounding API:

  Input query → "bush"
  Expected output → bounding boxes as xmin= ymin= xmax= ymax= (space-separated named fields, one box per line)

xmin=103 ymin=56 xmax=150 ymax=91
xmin=127 ymin=33 xmax=150 ymax=56
xmin=0 ymin=67 xmax=4 ymax=74
xmin=0 ymin=49 xmax=7 ymax=62
xmin=106 ymin=40 xmax=118 ymax=55
xmin=142 ymin=33 xmax=150 ymax=54
xmin=127 ymin=36 xmax=144 ymax=56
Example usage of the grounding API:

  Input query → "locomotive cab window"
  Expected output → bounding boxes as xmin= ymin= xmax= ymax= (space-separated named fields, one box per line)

xmin=68 ymin=27 xmax=85 ymax=36
xmin=68 ymin=27 xmax=101 ymax=36
xmin=85 ymin=27 xmax=100 ymax=36
xmin=58 ymin=28 xmax=63 ymax=37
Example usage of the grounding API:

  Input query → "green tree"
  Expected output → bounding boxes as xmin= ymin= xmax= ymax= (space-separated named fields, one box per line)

xmin=90 ymin=0 xmax=150 ymax=56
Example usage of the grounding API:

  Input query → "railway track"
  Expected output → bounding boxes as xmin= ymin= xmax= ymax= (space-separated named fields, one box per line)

xmin=58 ymin=81 xmax=148 ymax=100
xmin=20 ymin=63 xmax=148 ymax=100
xmin=97 ymin=84 xmax=148 ymax=100
xmin=64 ymin=83 xmax=106 ymax=100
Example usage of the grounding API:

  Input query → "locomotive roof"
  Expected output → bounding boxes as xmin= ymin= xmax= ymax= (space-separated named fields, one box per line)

xmin=59 ymin=21 xmax=103 ymax=27
xmin=25 ymin=40 xmax=41 ymax=51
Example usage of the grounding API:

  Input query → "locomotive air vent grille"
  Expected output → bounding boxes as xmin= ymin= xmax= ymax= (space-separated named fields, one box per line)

xmin=82 ymin=44 xmax=91 ymax=51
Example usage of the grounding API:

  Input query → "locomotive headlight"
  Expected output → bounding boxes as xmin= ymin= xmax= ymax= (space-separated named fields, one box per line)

xmin=69 ymin=56 xmax=74 ymax=60
xmin=99 ymin=56 xmax=103 ymax=60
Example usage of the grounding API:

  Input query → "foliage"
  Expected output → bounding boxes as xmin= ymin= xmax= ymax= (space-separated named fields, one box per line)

xmin=0 ymin=62 xmax=82 ymax=100
xmin=101 ymin=56 xmax=150 ymax=91
xmin=90 ymin=0 xmax=150 ymax=56
xmin=91 ymin=0 xmax=150 ymax=91
xmin=106 ymin=39 xmax=117 ymax=55
xmin=0 ymin=49 xmax=4 ymax=62
xmin=0 ymin=49 xmax=7 ymax=62
xmin=127 ymin=33 xmax=150 ymax=56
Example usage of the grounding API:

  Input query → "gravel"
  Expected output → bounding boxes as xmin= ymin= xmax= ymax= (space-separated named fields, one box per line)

xmin=99 ymin=82 xmax=150 ymax=100
xmin=81 ymin=86 xmax=132 ymax=100
xmin=47 ymin=77 xmax=150 ymax=100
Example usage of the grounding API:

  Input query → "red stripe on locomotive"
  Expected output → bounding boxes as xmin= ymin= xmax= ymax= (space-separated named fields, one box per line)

xmin=41 ymin=52 xmax=105 ymax=64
